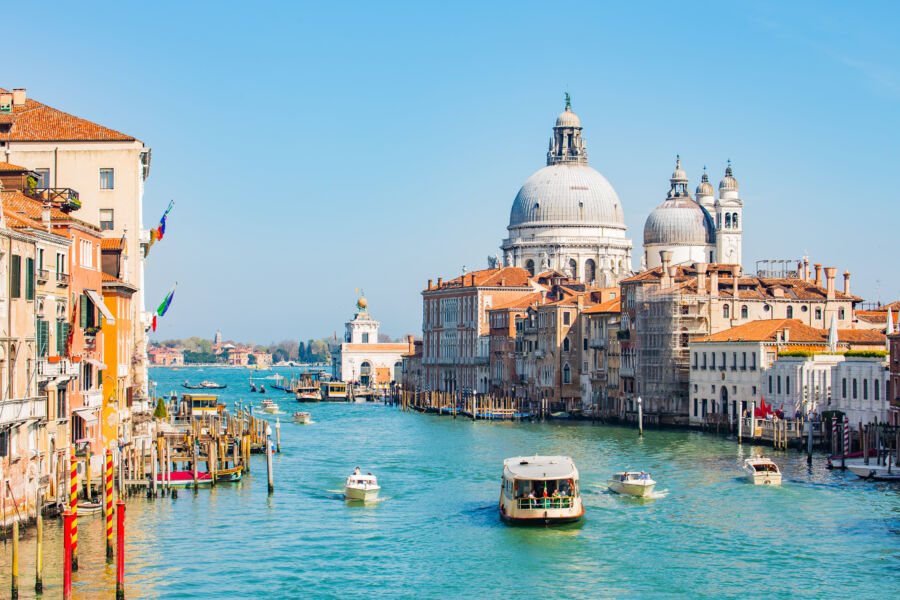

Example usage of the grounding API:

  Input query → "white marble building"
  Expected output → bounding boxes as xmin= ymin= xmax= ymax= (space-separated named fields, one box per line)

xmin=643 ymin=158 xmax=743 ymax=270
xmin=499 ymin=96 xmax=633 ymax=286
xmin=334 ymin=297 xmax=412 ymax=387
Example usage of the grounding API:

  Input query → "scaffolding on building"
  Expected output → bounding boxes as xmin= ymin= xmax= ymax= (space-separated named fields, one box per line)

xmin=634 ymin=285 xmax=710 ymax=425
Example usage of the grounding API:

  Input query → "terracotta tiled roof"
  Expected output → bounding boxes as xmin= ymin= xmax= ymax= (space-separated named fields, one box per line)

xmin=1 ymin=190 xmax=93 ymax=229
xmin=0 ymin=88 xmax=136 ymax=142
xmin=489 ymin=292 xmax=544 ymax=311
xmin=0 ymin=161 xmax=28 ymax=172
xmin=692 ymin=319 xmax=886 ymax=345
xmin=427 ymin=267 xmax=533 ymax=291
xmin=625 ymin=264 xmax=862 ymax=302
xmin=584 ymin=297 xmax=621 ymax=314
xmin=101 ymin=237 xmax=125 ymax=250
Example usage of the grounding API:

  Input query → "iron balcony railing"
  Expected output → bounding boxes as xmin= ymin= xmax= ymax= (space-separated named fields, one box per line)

xmin=516 ymin=497 xmax=574 ymax=510
xmin=25 ymin=187 xmax=82 ymax=212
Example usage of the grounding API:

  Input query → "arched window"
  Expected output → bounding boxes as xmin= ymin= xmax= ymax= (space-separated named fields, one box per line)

xmin=563 ymin=338 xmax=570 ymax=352
xmin=578 ymin=201 xmax=584 ymax=220
xmin=839 ymin=308 xmax=845 ymax=320
xmin=525 ymin=259 xmax=535 ymax=276
xmin=533 ymin=203 xmax=540 ymax=220
xmin=786 ymin=306 xmax=793 ymax=318
xmin=732 ymin=213 xmax=739 ymax=228
xmin=360 ymin=361 xmax=372 ymax=386
xmin=723 ymin=304 xmax=730 ymax=318
xmin=725 ymin=213 xmax=731 ymax=228
xmin=563 ymin=363 xmax=571 ymax=384
xmin=584 ymin=259 xmax=596 ymax=284
xmin=741 ymin=305 xmax=748 ymax=319
xmin=568 ymin=259 xmax=577 ymax=279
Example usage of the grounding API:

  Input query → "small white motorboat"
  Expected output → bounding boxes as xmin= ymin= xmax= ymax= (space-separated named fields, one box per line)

xmin=607 ymin=471 xmax=656 ymax=497
xmin=293 ymin=411 xmax=312 ymax=424
xmin=743 ymin=457 xmax=782 ymax=485
xmin=344 ymin=467 xmax=380 ymax=501
xmin=844 ymin=458 xmax=900 ymax=481
xmin=260 ymin=399 xmax=279 ymax=414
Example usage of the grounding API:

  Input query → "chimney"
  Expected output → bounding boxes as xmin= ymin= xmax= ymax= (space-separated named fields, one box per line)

xmin=695 ymin=263 xmax=708 ymax=295
xmin=843 ymin=271 xmax=851 ymax=296
xmin=813 ymin=264 xmax=822 ymax=287
xmin=824 ymin=267 xmax=836 ymax=299
xmin=660 ymin=250 xmax=673 ymax=273
xmin=0 ymin=92 xmax=11 ymax=109
xmin=407 ymin=334 xmax=415 ymax=354
xmin=577 ymin=294 xmax=584 ymax=310
xmin=12 ymin=88 xmax=26 ymax=106
xmin=783 ymin=328 xmax=790 ymax=343
xmin=710 ymin=268 xmax=719 ymax=298
xmin=437 ymin=277 xmax=442 ymax=287
xmin=500 ymin=277 xmax=506 ymax=286
xmin=41 ymin=204 xmax=51 ymax=231
xmin=732 ymin=265 xmax=741 ymax=304
xmin=427 ymin=279 xmax=432 ymax=290
xmin=803 ymin=257 xmax=810 ymax=281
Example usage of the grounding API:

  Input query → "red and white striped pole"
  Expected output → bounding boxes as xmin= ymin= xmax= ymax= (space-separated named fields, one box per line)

xmin=843 ymin=415 xmax=850 ymax=455
xmin=116 ymin=500 xmax=126 ymax=600
xmin=69 ymin=454 xmax=78 ymax=571
xmin=832 ymin=419 xmax=839 ymax=455
xmin=106 ymin=449 xmax=114 ymax=561
xmin=62 ymin=510 xmax=73 ymax=600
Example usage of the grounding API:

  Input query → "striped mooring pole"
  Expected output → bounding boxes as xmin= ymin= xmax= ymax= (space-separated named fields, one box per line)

xmin=832 ymin=419 xmax=838 ymax=454
xmin=69 ymin=454 xmax=78 ymax=571
xmin=843 ymin=416 xmax=850 ymax=455
xmin=106 ymin=449 xmax=114 ymax=561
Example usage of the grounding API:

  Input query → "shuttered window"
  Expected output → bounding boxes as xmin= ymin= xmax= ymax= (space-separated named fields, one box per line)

xmin=37 ymin=320 xmax=49 ymax=357
xmin=80 ymin=294 xmax=89 ymax=329
xmin=25 ymin=257 xmax=35 ymax=300
xmin=57 ymin=322 xmax=70 ymax=356
xmin=10 ymin=255 xmax=21 ymax=298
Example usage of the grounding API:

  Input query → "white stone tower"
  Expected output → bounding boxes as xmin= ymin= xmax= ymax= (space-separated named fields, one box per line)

xmin=714 ymin=160 xmax=743 ymax=266
xmin=345 ymin=296 xmax=380 ymax=344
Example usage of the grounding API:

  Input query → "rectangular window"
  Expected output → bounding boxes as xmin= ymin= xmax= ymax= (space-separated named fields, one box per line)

xmin=37 ymin=320 xmax=49 ymax=357
xmin=35 ymin=168 xmax=50 ymax=188
xmin=57 ymin=389 xmax=67 ymax=423
xmin=38 ymin=248 xmax=44 ymax=270
xmin=100 ymin=168 xmax=114 ymax=189
xmin=852 ymin=379 xmax=858 ymax=399
xmin=741 ymin=352 xmax=747 ymax=369
xmin=563 ymin=312 xmax=571 ymax=325
xmin=694 ymin=398 xmax=698 ymax=417
xmin=721 ymin=352 xmax=726 ymax=370
xmin=863 ymin=379 xmax=868 ymax=400
xmin=842 ymin=378 xmax=847 ymax=398
xmin=25 ymin=257 xmax=34 ymax=300
xmin=10 ymin=254 xmax=21 ymax=298
xmin=361 ymin=333 xmax=369 ymax=343
xmin=752 ymin=385 xmax=757 ymax=395
xmin=80 ymin=240 xmax=93 ymax=268
xmin=777 ymin=376 xmax=781 ymax=394
xmin=583 ymin=338 xmax=587 ymax=351
xmin=786 ymin=376 xmax=790 ymax=395
xmin=99 ymin=209 xmax=114 ymax=231
xmin=711 ymin=353 xmax=716 ymax=369
xmin=57 ymin=321 xmax=70 ymax=355
xmin=732 ymin=352 xmax=737 ymax=370
xmin=768 ymin=376 xmax=773 ymax=394
xmin=702 ymin=353 xmax=707 ymax=369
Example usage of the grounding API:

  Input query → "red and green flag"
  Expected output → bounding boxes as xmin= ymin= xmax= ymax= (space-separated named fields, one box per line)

xmin=152 ymin=283 xmax=177 ymax=332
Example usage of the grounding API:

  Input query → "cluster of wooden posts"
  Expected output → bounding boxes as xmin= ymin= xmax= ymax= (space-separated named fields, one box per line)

xmin=6 ymin=403 xmax=280 ymax=599
xmin=856 ymin=421 xmax=900 ymax=468
xmin=398 ymin=389 xmax=532 ymax=421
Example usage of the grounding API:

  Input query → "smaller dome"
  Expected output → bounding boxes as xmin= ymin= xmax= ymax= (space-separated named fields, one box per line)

xmin=670 ymin=155 xmax=688 ymax=183
xmin=555 ymin=107 xmax=581 ymax=128
xmin=644 ymin=197 xmax=716 ymax=246
xmin=696 ymin=169 xmax=714 ymax=197
xmin=719 ymin=161 xmax=738 ymax=191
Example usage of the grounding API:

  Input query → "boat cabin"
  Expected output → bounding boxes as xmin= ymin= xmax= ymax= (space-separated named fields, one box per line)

xmin=324 ymin=382 xmax=348 ymax=400
xmin=500 ymin=456 xmax=583 ymax=524
xmin=182 ymin=394 xmax=219 ymax=419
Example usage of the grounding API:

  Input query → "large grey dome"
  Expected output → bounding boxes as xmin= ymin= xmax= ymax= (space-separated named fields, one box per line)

xmin=509 ymin=164 xmax=625 ymax=228
xmin=644 ymin=197 xmax=715 ymax=245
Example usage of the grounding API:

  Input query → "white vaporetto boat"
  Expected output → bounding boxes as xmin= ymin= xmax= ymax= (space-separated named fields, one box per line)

xmin=607 ymin=471 xmax=656 ymax=497
xmin=743 ymin=457 xmax=782 ymax=485
xmin=344 ymin=467 xmax=380 ymax=501
xmin=499 ymin=456 xmax=584 ymax=525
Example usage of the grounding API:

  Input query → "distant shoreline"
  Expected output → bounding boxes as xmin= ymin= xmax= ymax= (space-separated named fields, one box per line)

xmin=150 ymin=363 xmax=330 ymax=369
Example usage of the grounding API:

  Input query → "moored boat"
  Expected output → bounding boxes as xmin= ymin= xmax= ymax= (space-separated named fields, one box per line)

xmin=259 ymin=385 xmax=266 ymax=393
xmin=293 ymin=411 xmax=312 ymax=424
xmin=183 ymin=380 xmax=227 ymax=390
xmin=77 ymin=501 xmax=104 ymax=514
xmin=323 ymin=382 xmax=348 ymax=401
xmin=216 ymin=465 xmax=243 ymax=482
xmin=499 ymin=455 xmax=584 ymax=525
xmin=296 ymin=386 xmax=321 ymax=402
xmin=155 ymin=471 xmax=214 ymax=487
xmin=743 ymin=457 xmax=782 ymax=485
xmin=607 ymin=471 xmax=656 ymax=497
xmin=844 ymin=458 xmax=900 ymax=481
xmin=344 ymin=467 xmax=380 ymax=501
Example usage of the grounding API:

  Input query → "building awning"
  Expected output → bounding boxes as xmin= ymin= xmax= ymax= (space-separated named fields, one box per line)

xmin=84 ymin=289 xmax=115 ymax=325
xmin=72 ymin=407 xmax=98 ymax=426
xmin=84 ymin=358 xmax=107 ymax=371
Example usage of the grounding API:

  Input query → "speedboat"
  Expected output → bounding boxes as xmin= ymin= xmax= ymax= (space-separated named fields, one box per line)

xmin=499 ymin=456 xmax=584 ymax=525
xmin=293 ymin=411 xmax=312 ymax=424
xmin=607 ymin=471 xmax=656 ymax=497
xmin=344 ymin=468 xmax=380 ymax=501
xmin=183 ymin=380 xmax=227 ymax=390
xmin=743 ymin=457 xmax=782 ymax=485
xmin=261 ymin=399 xmax=279 ymax=414
xmin=844 ymin=458 xmax=900 ymax=481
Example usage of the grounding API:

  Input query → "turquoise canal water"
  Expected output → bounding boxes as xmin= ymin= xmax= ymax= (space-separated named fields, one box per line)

xmin=2 ymin=366 xmax=899 ymax=599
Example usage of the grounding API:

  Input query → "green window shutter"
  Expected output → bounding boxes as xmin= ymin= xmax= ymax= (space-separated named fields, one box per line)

xmin=10 ymin=255 xmax=20 ymax=298
xmin=56 ymin=321 xmax=63 ymax=356
xmin=80 ymin=294 xmax=88 ymax=329
xmin=26 ymin=257 xmax=34 ymax=300
xmin=38 ymin=320 xmax=49 ymax=357
xmin=61 ymin=323 xmax=70 ymax=356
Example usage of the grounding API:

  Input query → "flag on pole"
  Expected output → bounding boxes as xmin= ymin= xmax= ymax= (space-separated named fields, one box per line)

xmin=148 ymin=201 xmax=174 ymax=251
xmin=152 ymin=283 xmax=177 ymax=332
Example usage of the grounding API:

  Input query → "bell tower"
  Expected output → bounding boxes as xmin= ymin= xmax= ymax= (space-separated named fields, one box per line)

xmin=715 ymin=160 xmax=743 ymax=266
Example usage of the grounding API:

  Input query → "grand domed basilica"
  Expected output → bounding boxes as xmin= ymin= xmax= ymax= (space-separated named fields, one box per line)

xmin=496 ymin=97 xmax=743 ymax=281
xmin=498 ymin=96 xmax=634 ymax=286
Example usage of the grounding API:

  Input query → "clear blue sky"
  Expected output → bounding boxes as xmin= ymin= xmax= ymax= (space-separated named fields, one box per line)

xmin=5 ymin=1 xmax=898 ymax=343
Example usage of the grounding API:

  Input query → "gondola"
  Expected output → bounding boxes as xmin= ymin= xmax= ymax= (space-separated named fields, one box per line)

xmin=182 ymin=381 xmax=227 ymax=390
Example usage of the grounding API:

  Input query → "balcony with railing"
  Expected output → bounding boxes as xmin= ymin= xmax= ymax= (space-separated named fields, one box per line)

xmin=589 ymin=337 xmax=607 ymax=350
xmin=516 ymin=497 xmax=574 ymax=510
xmin=24 ymin=187 xmax=81 ymax=212
xmin=0 ymin=396 xmax=47 ymax=426
xmin=36 ymin=268 xmax=50 ymax=283
xmin=37 ymin=358 xmax=79 ymax=379
xmin=56 ymin=272 xmax=69 ymax=287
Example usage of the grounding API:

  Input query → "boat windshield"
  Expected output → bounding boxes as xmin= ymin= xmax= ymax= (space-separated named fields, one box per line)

xmin=753 ymin=463 xmax=778 ymax=473
xmin=514 ymin=478 xmax=577 ymax=500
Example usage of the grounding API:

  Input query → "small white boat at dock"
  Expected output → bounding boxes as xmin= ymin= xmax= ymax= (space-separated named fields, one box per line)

xmin=607 ymin=471 xmax=656 ymax=497
xmin=844 ymin=458 xmax=900 ymax=481
xmin=344 ymin=467 xmax=380 ymax=501
xmin=743 ymin=457 xmax=782 ymax=485
xmin=499 ymin=455 xmax=583 ymax=525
